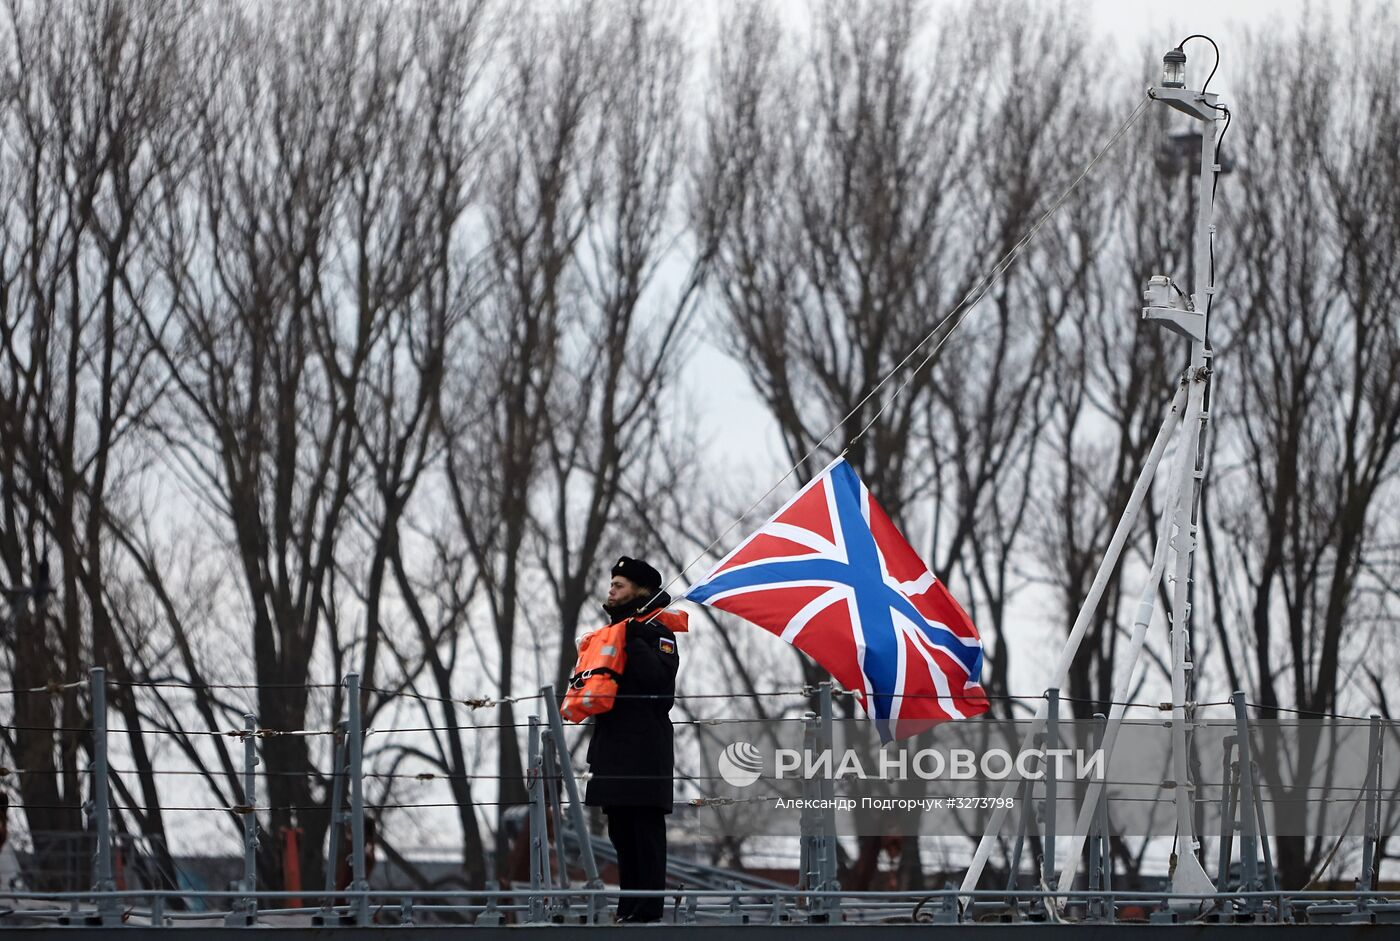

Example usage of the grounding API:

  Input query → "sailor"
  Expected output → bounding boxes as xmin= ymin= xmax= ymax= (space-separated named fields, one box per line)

xmin=579 ymin=556 xmax=686 ymax=923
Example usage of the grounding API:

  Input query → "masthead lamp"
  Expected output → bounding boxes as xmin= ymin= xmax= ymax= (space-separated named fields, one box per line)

xmin=1161 ymin=47 xmax=1187 ymax=88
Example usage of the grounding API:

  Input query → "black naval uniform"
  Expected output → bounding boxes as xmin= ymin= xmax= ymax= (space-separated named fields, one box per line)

xmin=583 ymin=592 xmax=680 ymax=923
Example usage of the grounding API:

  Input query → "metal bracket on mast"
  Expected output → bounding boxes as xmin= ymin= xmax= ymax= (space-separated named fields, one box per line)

xmin=1143 ymin=275 xmax=1205 ymax=342
xmin=1148 ymin=85 xmax=1222 ymax=123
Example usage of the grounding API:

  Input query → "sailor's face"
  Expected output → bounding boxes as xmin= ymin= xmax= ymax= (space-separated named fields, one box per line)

xmin=607 ymin=576 xmax=645 ymax=606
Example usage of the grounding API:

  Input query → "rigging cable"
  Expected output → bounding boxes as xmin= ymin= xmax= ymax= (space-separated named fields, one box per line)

xmin=653 ymin=93 xmax=1155 ymax=600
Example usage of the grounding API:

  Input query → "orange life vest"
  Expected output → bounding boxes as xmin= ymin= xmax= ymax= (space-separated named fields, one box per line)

xmin=560 ymin=609 xmax=688 ymax=723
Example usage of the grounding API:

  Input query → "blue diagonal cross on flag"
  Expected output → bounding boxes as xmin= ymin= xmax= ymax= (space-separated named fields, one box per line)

xmin=684 ymin=459 xmax=989 ymax=742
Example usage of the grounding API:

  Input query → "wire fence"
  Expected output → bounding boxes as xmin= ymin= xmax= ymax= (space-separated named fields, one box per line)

xmin=0 ymin=670 xmax=1391 ymax=928
xmin=2 ymin=634 xmax=1368 ymax=883
xmin=0 ymin=688 xmax=1387 ymax=829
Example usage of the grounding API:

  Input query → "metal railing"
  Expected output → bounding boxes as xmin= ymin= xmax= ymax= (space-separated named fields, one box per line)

xmin=2 ymin=886 xmax=1399 ymax=928
xmin=0 ymin=668 xmax=1393 ymax=928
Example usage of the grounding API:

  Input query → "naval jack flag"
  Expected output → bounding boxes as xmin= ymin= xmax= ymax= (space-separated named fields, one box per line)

xmin=684 ymin=459 xmax=989 ymax=742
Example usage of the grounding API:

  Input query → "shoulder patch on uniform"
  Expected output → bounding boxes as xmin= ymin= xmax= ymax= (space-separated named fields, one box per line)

xmin=658 ymin=639 xmax=675 ymax=655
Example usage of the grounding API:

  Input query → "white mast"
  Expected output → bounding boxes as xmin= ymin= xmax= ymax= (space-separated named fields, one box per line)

xmin=962 ymin=42 xmax=1228 ymax=901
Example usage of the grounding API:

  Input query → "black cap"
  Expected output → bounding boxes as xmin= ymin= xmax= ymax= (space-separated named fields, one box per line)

xmin=611 ymin=556 xmax=662 ymax=592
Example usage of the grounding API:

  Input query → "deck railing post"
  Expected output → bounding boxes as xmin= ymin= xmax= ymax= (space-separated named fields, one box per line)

xmin=798 ymin=711 xmax=825 ymax=920
xmin=1231 ymin=692 xmax=1259 ymax=913
xmin=817 ymin=682 xmax=840 ymax=916
xmin=1087 ymin=713 xmax=1108 ymax=920
xmin=526 ymin=716 xmax=548 ymax=923
xmin=542 ymin=684 xmax=604 ymax=923
xmin=1251 ymin=761 xmax=1277 ymax=898
xmin=541 ymin=728 xmax=575 ymax=920
xmin=242 ymin=714 xmax=259 ymax=892
xmin=1006 ymin=767 xmax=1034 ymax=895
xmin=1358 ymin=715 xmax=1382 ymax=898
xmin=319 ymin=722 xmax=348 ymax=923
xmin=1097 ymin=759 xmax=1113 ymax=922
xmin=1043 ymin=688 xmax=1060 ymax=893
xmin=1216 ymin=734 xmax=1237 ymax=894
xmin=226 ymin=714 xmax=259 ymax=925
xmin=345 ymin=672 xmax=369 ymax=926
xmin=89 ymin=667 xmax=119 ymax=926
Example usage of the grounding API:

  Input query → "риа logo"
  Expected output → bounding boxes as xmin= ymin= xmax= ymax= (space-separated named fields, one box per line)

xmin=717 ymin=741 xmax=763 ymax=787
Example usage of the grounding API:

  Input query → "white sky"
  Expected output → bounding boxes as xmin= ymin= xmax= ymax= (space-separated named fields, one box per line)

xmin=677 ymin=0 xmax=1340 ymax=712
xmin=88 ymin=0 xmax=1362 ymax=872
xmin=671 ymin=0 xmax=1383 ymax=880
xmin=686 ymin=0 xmax=1324 ymax=472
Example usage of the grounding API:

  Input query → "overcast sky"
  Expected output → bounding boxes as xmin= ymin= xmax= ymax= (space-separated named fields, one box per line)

xmin=667 ymin=0 xmax=1362 ymax=879
xmin=687 ymin=0 xmax=1323 ymax=474
xmin=676 ymin=0 xmax=1336 ymax=705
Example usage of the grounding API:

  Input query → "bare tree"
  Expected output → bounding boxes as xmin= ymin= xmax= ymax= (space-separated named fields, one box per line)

xmin=342 ymin=0 xmax=494 ymax=887
xmin=537 ymin=0 xmax=702 ymax=697
xmin=1031 ymin=85 xmax=1188 ymax=722
xmin=436 ymin=0 xmax=616 ymax=870
xmin=2 ymin=0 xmax=1396 ymax=898
xmin=694 ymin=0 xmax=1107 ymax=887
xmin=137 ymin=0 xmax=421 ymax=888
xmin=0 ymin=0 xmax=193 ymax=887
